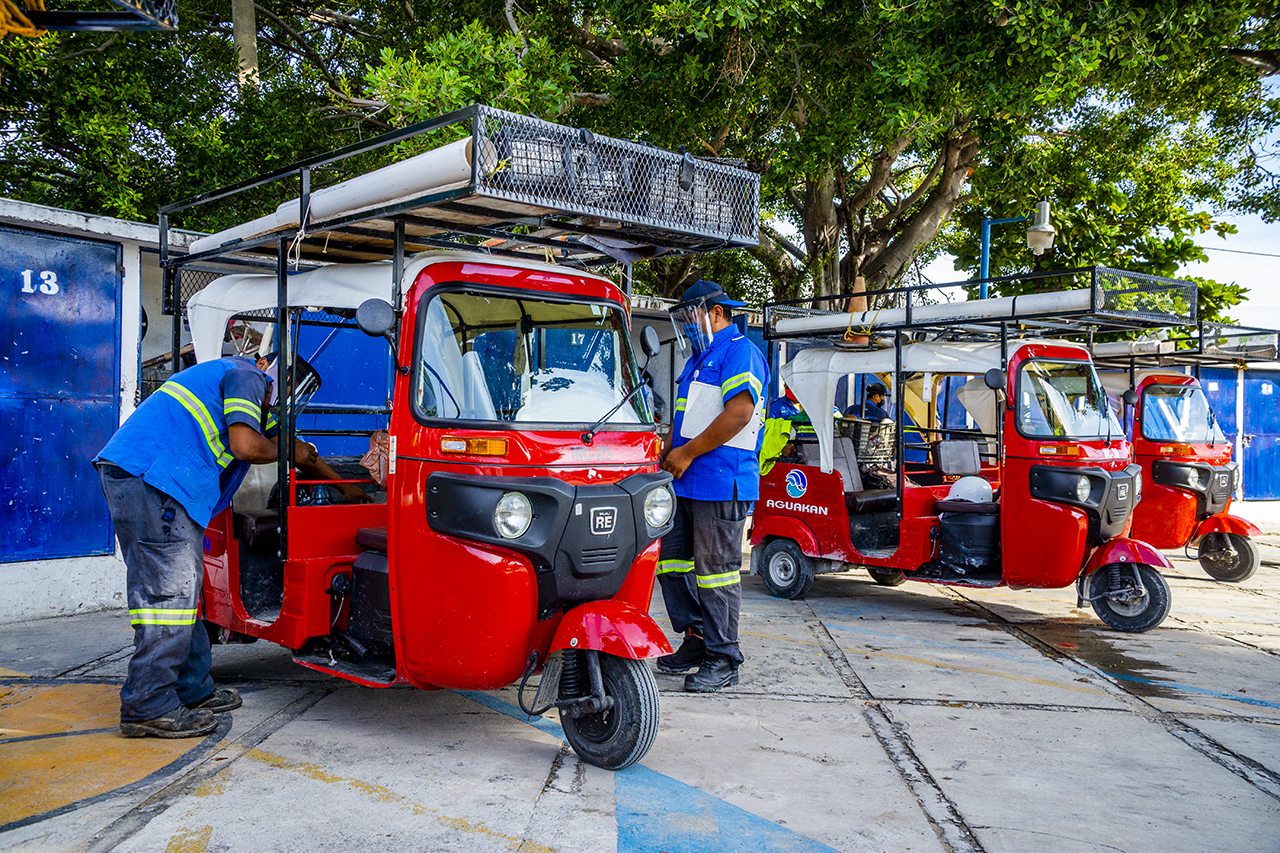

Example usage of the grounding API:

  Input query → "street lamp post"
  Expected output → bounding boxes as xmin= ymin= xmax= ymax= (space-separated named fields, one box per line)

xmin=978 ymin=200 xmax=1056 ymax=299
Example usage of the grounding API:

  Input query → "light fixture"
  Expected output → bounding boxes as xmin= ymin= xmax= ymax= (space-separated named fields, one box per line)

xmin=1025 ymin=200 xmax=1056 ymax=256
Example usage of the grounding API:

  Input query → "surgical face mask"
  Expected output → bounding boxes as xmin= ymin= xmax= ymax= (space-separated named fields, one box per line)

xmin=670 ymin=302 xmax=715 ymax=357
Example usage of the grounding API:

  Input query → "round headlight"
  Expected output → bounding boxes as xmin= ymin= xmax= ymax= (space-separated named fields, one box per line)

xmin=1233 ymin=466 xmax=1241 ymax=488
xmin=644 ymin=486 xmax=675 ymax=528
xmin=494 ymin=491 xmax=533 ymax=539
xmin=1133 ymin=470 xmax=1142 ymax=499
xmin=1186 ymin=468 xmax=1201 ymax=489
xmin=1075 ymin=475 xmax=1091 ymax=503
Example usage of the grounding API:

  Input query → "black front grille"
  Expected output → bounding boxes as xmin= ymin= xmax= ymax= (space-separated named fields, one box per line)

xmin=582 ymin=548 xmax=619 ymax=567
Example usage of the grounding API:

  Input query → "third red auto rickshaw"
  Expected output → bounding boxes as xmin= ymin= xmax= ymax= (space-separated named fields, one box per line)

xmin=752 ymin=268 xmax=1198 ymax=632
xmin=159 ymin=104 xmax=760 ymax=768
xmin=1094 ymin=325 xmax=1280 ymax=581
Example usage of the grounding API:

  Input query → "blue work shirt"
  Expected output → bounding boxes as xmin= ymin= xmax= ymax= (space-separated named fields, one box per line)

xmin=96 ymin=357 xmax=279 ymax=528
xmin=671 ymin=325 xmax=769 ymax=501
xmin=845 ymin=399 xmax=891 ymax=421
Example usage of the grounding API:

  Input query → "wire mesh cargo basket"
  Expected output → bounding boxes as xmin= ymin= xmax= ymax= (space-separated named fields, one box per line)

xmin=841 ymin=418 xmax=895 ymax=464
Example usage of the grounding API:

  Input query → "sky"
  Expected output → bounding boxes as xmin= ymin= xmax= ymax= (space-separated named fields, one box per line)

xmin=921 ymin=210 xmax=1280 ymax=329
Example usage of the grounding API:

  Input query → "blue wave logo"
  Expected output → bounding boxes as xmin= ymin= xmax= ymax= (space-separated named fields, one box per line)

xmin=785 ymin=469 xmax=808 ymax=498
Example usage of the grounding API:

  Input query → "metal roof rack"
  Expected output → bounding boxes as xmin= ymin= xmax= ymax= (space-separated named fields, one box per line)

xmin=1090 ymin=321 xmax=1280 ymax=371
xmin=763 ymin=266 xmax=1198 ymax=344
xmin=159 ymin=104 xmax=760 ymax=271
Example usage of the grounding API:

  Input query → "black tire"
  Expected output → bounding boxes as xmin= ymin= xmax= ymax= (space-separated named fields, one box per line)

xmin=758 ymin=538 xmax=815 ymax=599
xmin=561 ymin=655 xmax=659 ymax=771
xmin=1088 ymin=564 xmax=1172 ymax=633
xmin=867 ymin=566 xmax=905 ymax=586
xmin=1197 ymin=532 xmax=1259 ymax=583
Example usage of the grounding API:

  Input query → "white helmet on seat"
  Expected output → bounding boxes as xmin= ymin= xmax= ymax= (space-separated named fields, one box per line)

xmin=946 ymin=476 xmax=993 ymax=503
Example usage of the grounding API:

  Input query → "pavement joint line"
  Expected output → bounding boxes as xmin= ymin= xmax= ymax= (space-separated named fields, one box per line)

xmin=937 ymin=586 xmax=1280 ymax=803
xmin=75 ymin=684 xmax=340 ymax=853
xmin=56 ymin=644 xmax=134 ymax=679
xmin=793 ymin=599 xmax=986 ymax=853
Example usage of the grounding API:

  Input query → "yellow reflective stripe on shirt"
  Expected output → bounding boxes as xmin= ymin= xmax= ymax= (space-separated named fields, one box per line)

xmin=722 ymin=371 xmax=762 ymax=399
xmin=657 ymin=559 xmax=695 ymax=575
xmin=696 ymin=570 xmax=741 ymax=589
xmin=129 ymin=607 xmax=198 ymax=626
xmin=159 ymin=383 xmax=234 ymax=467
xmin=675 ymin=397 xmax=687 ymax=413
xmin=224 ymin=397 xmax=262 ymax=420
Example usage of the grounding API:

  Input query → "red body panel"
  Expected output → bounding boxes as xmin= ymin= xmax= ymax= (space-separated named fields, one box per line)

xmin=549 ymin=600 xmax=673 ymax=659
xmin=200 ymin=258 xmax=668 ymax=692
xmin=1191 ymin=513 xmax=1261 ymax=543
xmin=1082 ymin=537 xmax=1173 ymax=575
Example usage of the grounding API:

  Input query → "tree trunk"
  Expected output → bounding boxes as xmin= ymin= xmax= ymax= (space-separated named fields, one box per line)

xmin=233 ymin=0 xmax=260 ymax=89
xmin=802 ymin=170 xmax=841 ymax=299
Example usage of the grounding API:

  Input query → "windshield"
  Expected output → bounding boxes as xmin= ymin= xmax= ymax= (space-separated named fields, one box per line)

xmin=1017 ymin=359 xmax=1123 ymax=440
xmin=1141 ymin=384 xmax=1227 ymax=443
xmin=413 ymin=289 xmax=651 ymax=425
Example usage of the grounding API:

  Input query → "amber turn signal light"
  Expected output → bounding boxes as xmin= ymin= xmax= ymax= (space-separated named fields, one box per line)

xmin=441 ymin=436 xmax=508 ymax=456
xmin=1038 ymin=445 xmax=1081 ymax=456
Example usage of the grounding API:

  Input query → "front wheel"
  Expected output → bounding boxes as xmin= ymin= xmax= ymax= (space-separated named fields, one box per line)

xmin=1088 ymin=564 xmax=1171 ymax=633
xmin=758 ymin=538 xmax=815 ymax=599
xmin=560 ymin=654 xmax=659 ymax=770
xmin=1198 ymin=532 xmax=1259 ymax=582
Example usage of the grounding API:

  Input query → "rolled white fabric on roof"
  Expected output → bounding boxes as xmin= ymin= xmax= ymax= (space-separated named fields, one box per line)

xmin=773 ymin=288 xmax=1100 ymax=337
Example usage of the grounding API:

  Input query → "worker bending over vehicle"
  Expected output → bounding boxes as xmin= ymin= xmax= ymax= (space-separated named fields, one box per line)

xmin=657 ymin=280 xmax=769 ymax=692
xmin=95 ymin=355 xmax=369 ymax=738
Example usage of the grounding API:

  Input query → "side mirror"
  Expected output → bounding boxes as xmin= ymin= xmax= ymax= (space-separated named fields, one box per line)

xmin=1122 ymin=389 xmax=1139 ymax=407
xmin=984 ymin=368 xmax=1007 ymax=391
xmin=640 ymin=325 xmax=660 ymax=359
xmin=356 ymin=299 xmax=396 ymax=338
xmin=356 ymin=298 xmax=408 ymax=376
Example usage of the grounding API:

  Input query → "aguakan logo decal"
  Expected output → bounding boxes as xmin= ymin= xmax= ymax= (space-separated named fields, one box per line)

xmin=786 ymin=469 xmax=808 ymax=498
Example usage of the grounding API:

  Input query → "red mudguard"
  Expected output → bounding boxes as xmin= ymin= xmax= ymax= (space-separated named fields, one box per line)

xmin=1083 ymin=537 xmax=1174 ymax=576
xmin=549 ymin=600 xmax=673 ymax=660
xmin=1190 ymin=514 xmax=1261 ymax=544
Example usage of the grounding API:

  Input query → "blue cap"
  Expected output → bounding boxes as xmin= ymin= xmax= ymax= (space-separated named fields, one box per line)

xmin=679 ymin=279 xmax=747 ymax=309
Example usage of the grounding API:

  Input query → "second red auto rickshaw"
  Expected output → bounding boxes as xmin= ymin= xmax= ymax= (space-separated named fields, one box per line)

xmin=752 ymin=268 xmax=1198 ymax=632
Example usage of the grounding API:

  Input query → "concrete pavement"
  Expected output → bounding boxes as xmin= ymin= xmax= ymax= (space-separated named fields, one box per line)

xmin=2 ymin=544 xmax=1279 ymax=853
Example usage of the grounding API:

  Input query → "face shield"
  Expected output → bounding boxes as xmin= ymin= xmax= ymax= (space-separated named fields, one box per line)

xmin=669 ymin=297 xmax=717 ymax=358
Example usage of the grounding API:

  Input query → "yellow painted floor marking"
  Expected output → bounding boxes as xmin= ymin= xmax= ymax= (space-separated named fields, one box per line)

xmin=741 ymin=630 xmax=1106 ymax=696
xmin=0 ymin=684 xmax=203 ymax=828
xmin=0 ymin=667 xmax=29 ymax=678
xmin=165 ymin=824 xmax=212 ymax=853
xmin=245 ymin=748 xmax=556 ymax=853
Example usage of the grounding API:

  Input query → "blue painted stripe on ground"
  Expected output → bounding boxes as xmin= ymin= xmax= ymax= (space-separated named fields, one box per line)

xmin=615 ymin=764 xmax=842 ymax=853
xmin=457 ymin=690 xmax=843 ymax=853
xmin=1104 ymin=672 xmax=1280 ymax=709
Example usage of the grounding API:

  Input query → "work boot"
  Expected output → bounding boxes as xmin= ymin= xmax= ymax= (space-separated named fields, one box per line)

xmin=656 ymin=633 xmax=706 ymax=674
xmin=187 ymin=687 xmax=242 ymax=714
xmin=684 ymin=652 xmax=740 ymax=692
xmin=120 ymin=706 xmax=217 ymax=739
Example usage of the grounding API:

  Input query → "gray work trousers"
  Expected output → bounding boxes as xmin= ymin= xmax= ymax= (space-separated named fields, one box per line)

xmin=98 ymin=465 xmax=213 ymax=722
xmin=656 ymin=496 xmax=749 ymax=664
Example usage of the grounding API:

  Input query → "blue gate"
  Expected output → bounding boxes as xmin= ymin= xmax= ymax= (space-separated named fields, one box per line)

xmin=1242 ymin=369 xmax=1280 ymax=499
xmin=0 ymin=227 xmax=122 ymax=561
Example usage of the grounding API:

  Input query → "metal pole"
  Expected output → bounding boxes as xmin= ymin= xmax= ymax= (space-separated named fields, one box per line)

xmin=276 ymin=235 xmax=291 ymax=562
xmin=979 ymin=218 xmax=992 ymax=299
xmin=894 ymin=331 xmax=904 ymax=518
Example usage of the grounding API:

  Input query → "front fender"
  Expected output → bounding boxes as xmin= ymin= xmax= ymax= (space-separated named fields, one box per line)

xmin=1191 ymin=514 xmax=1261 ymax=544
xmin=1083 ymin=537 xmax=1174 ymax=576
xmin=549 ymin=600 xmax=672 ymax=660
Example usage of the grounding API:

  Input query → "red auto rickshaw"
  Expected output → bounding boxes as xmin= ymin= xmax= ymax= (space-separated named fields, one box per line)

xmin=753 ymin=268 xmax=1198 ymax=633
xmin=159 ymin=105 xmax=760 ymax=768
xmin=1094 ymin=325 xmax=1280 ymax=582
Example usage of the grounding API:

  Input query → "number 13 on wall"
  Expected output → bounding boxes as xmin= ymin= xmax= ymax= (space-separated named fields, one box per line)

xmin=20 ymin=269 xmax=60 ymax=295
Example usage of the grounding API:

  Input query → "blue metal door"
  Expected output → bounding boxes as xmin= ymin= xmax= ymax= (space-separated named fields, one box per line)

xmin=1242 ymin=369 xmax=1280 ymax=499
xmin=1198 ymin=368 xmax=1238 ymax=449
xmin=0 ymin=227 xmax=121 ymax=561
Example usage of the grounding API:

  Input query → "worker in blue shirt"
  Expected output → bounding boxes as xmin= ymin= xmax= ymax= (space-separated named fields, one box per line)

xmin=95 ymin=355 xmax=365 ymax=738
xmin=844 ymin=381 xmax=891 ymax=421
xmin=656 ymin=280 xmax=768 ymax=692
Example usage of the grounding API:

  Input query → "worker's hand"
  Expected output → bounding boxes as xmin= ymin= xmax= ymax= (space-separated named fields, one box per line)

xmin=661 ymin=445 xmax=693 ymax=479
xmin=337 ymin=484 xmax=375 ymax=504
xmin=293 ymin=440 xmax=319 ymax=467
